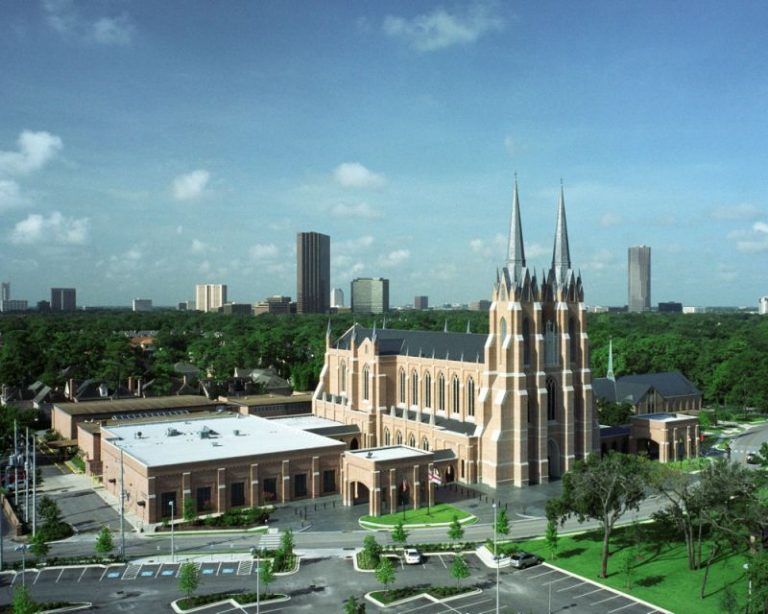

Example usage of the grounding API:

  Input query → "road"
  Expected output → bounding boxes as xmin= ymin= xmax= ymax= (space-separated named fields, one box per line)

xmin=727 ymin=420 xmax=768 ymax=463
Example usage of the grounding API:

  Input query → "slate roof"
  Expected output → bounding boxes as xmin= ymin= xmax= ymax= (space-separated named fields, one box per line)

xmin=593 ymin=371 xmax=701 ymax=405
xmin=335 ymin=325 xmax=486 ymax=363
xmin=390 ymin=406 xmax=478 ymax=437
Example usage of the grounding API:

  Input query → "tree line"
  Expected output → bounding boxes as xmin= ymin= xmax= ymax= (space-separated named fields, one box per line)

xmin=1 ymin=310 xmax=767 ymax=408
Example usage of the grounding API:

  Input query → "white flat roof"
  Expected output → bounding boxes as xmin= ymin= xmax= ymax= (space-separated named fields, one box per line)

xmin=103 ymin=415 xmax=344 ymax=467
xmin=269 ymin=415 xmax=345 ymax=430
xmin=348 ymin=446 xmax=431 ymax=462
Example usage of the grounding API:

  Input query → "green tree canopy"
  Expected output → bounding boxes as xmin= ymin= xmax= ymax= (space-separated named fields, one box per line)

xmin=178 ymin=562 xmax=200 ymax=599
xmin=450 ymin=554 xmax=470 ymax=588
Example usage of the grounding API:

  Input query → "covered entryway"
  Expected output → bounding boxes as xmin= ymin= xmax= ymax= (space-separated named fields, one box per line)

xmin=636 ymin=438 xmax=660 ymax=460
xmin=350 ymin=481 xmax=369 ymax=506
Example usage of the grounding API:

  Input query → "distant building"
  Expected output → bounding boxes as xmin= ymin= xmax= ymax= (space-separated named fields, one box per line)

xmin=628 ymin=246 xmax=651 ymax=312
xmin=51 ymin=287 xmax=77 ymax=312
xmin=132 ymin=298 xmax=153 ymax=312
xmin=195 ymin=284 xmax=227 ymax=313
xmin=469 ymin=300 xmax=491 ymax=312
xmin=37 ymin=300 xmax=51 ymax=312
xmin=0 ymin=299 xmax=27 ymax=312
xmin=297 ymin=231 xmax=330 ymax=314
xmin=593 ymin=371 xmax=702 ymax=414
xmin=330 ymin=288 xmax=344 ymax=309
xmin=414 ymin=296 xmax=429 ymax=310
xmin=658 ymin=302 xmax=682 ymax=313
xmin=683 ymin=306 xmax=706 ymax=314
xmin=221 ymin=303 xmax=253 ymax=316
xmin=1 ymin=282 xmax=9 ymax=302
xmin=350 ymin=277 xmax=389 ymax=314
xmin=759 ymin=296 xmax=768 ymax=315
xmin=254 ymin=295 xmax=292 ymax=315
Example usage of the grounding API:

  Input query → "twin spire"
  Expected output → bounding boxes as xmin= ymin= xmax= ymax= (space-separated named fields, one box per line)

xmin=505 ymin=178 xmax=572 ymax=287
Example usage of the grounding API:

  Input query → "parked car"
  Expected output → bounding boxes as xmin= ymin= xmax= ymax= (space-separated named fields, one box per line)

xmin=509 ymin=552 xmax=542 ymax=569
xmin=403 ymin=548 xmax=422 ymax=565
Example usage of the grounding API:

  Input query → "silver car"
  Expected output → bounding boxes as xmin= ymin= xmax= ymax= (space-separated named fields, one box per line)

xmin=509 ymin=552 xmax=542 ymax=569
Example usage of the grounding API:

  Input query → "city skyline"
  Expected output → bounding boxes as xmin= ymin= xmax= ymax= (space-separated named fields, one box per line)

xmin=1 ymin=2 xmax=767 ymax=307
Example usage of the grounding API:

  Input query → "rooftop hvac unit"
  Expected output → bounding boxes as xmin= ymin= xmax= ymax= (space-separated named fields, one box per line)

xmin=233 ymin=429 xmax=240 ymax=436
xmin=166 ymin=427 xmax=180 ymax=437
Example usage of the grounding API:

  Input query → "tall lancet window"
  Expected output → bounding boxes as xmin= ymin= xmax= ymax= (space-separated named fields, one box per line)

xmin=500 ymin=317 xmax=507 ymax=341
xmin=546 ymin=376 xmax=557 ymax=421
xmin=424 ymin=372 xmax=432 ymax=408
xmin=466 ymin=377 xmax=475 ymax=417
xmin=522 ymin=318 xmax=531 ymax=366
xmin=437 ymin=373 xmax=445 ymax=411
xmin=452 ymin=375 xmax=460 ymax=414
xmin=339 ymin=361 xmax=346 ymax=393
xmin=544 ymin=320 xmax=559 ymax=366
xmin=362 ymin=365 xmax=370 ymax=401
xmin=399 ymin=369 xmax=406 ymax=404
xmin=568 ymin=317 xmax=577 ymax=363
xmin=411 ymin=370 xmax=419 ymax=405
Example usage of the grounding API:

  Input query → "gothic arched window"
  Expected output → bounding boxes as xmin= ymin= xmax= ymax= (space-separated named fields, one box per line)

xmin=399 ymin=369 xmax=406 ymax=404
xmin=522 ymin=318 xmax=531 ymax=366
xmin=395 ymin=430 xmax=403 ymax=445
xmin=437 ymin=373 xmax=445 ymax=411
xmin=500 ymin=317 xmax=507 ymax=340
xmin=362 ymin=365 xmax=370 ymax=401
xmin=421 ymin=437 xmax=430 ymax=451
xmin=411 ymin=370 xmax=419 ymax=405
xmin=424 ymin=372 xmax=432 ymax=408
xmin=383 ymin=428 xmax=390 ymax=446
xmin=569 ymin=316 xmax=577 ymax=363
xmin=466 ymin=377 xmax=475 ymax=417
xmin=452 ymin=375 xmax=460 ymax=414
xmin=339 ymin=361 xmax=346 ymax=393
xmin=546 ymin=377 xmax=557 ymax=421
xmin=408 ymin=434 xmax=416 ymax=448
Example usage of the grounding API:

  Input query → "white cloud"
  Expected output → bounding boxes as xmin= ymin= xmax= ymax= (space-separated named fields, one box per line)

xmin=503 ymin=136 xmax=516 ymax=156
xmin=727 ymin=220 xmax=768 ymax=253
xmin=469 ymin=234 xmax=506 ymax=258
xmin=173 ymin=169 xmax=210 ymax=201
xmin=10 ymin=211 xmax=89 ymax=245
xmin=379 ymin=249 xmax=410 ymax=267
xmin=190 ymin=239 xmax=210 ymax=254
xmin=582 ymin=249 xmax=620 ymax=272
xmin=198 ymin=260 xmax=211 ymax=274
xmin=330 ymin=202 xmax=383 ymax=219
xmin=710 ymin=203 xmax=761 ymax=220
xmin=336 ymin=236 xmax=375 ymax=254
xmin=383 ymin=2 xmax=504 ymax=51
xmin=716 ymin=263 xmax=738 ymax=282
xmin=526 ymin=242 xmax=549 ymax=259
xmin=600 ymin=213 xmax=623 ymax=227
xmin=43 ymin=0 xmax=134 ymax=45
xmin=0 ymin=130 xmax=63 ymax=176
xmin=249 ymin=243 xmax=279 ymax=261
xmin=754 ymin=221 xmax=768 ymax=234
xmin=333 ymin=162 xmax=386 ymax=189
xmin=0 ymin=180 xmax=23 ymax=210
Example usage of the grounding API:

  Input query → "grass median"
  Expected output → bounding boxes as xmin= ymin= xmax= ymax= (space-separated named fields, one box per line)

xmin=359 ymin=503 xmax=476 ymax=528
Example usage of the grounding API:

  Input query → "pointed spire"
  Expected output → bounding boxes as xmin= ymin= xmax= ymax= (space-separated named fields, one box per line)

xmin=552 ymin=181 xmax=572 ymax=285
xmin=607 ymin=338 xmax=615 ymax=382
xmin=506 ymin=176 xmax=526 ymax=284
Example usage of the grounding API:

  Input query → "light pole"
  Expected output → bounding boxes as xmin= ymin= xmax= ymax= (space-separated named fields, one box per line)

xmin=492 ymin=503 xmax=499 ymax=613
xmin=255 ymin=547 xmax=261 ymax=614
xmin=14 ymin=544 xmax=29 ymax=586
xmin=169 ymin=500 xmax=175 ymax=562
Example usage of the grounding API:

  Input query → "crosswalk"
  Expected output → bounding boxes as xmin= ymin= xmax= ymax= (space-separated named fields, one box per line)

xmin=258 ymin=530 xmax=282 ymax=551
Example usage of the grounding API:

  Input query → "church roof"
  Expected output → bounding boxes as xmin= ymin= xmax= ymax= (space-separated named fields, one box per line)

xmin=334 ymin=325 xmax=486 ymax=363
xmin=593 ymin=371 xmax=701 ymax=404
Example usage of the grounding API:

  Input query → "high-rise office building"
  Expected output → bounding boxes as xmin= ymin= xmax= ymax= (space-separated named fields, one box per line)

xmin=132 ymin=298 xmax=153 ymax=312
xmin=195 ymin=284 xmax=227 ymax=313
xmin=51 ymin=287 xmax=77 ymax=311
xmin=351 ymin=277 xmax=389 ymax=314
xmin=330 ymin=288 xmax=344 ymax=309
xmin=297 ymin=232 xmax=330 ymax=314
xmin=759 ymin=296 xmax=768 ymax=315
xmin=414 ymin=296 xmax=429 ymax=310
xmin=628 ymin=246 xmax=651 ymax=312
xmin=1 ymin=282 xmax=9 ymax=302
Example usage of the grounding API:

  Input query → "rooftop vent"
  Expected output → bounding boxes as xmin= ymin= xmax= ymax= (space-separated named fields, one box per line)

xmin=233 ymin=429 xmax=240 ymax=436
xmin=166 ymin=427 xmax=180 ymax=437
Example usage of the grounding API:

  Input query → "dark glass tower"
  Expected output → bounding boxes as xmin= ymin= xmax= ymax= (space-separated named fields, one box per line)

xmin=297 ymin=232 xmax=330 ymax=313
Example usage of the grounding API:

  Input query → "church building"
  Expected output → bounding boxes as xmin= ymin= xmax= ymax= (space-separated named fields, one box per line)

xmin=313 ymin=182 xmax=599 ymax=491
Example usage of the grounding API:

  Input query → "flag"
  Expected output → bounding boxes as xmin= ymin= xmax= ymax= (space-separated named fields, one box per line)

xmin=429 ymin=469 xmax=442 ymax=486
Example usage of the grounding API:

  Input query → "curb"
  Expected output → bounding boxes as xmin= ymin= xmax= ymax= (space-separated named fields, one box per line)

xmin=170 ymin=594 xmax=290 ymax=613
xmin=365 ymin=586 xmax=482 ymax=609
xmin=359 ymin=514 xmax=477 ymax=530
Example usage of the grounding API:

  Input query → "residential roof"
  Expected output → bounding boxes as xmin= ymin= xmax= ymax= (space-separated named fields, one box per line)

xmin=53 ymin=395 xmax=222 ymax=417
xmin=334 ymin=325 xmax=487 ymax=363
xmin=102 ymin=414 xmax=345 ymax=467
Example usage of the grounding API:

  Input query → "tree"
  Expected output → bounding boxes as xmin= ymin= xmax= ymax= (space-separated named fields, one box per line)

xmin=545 ymin=519 xmax=559 ymax=560
xmin=495 ymin=508 xmax=509 ymax=538
xmin=448 ymin=515 xmax=464 ymax=546
xmin=374 ymin=557 xmax=395 ymax=592
xmin=450 ymin=554 xmax=470 ymax=588
xmin=391 ymin=521 xmax=409 ymax=548
xmin=280 ymin=529 xmax=294 ymax=558
xmin=178 ymin=562 xmax=200 ymax=600
xmin=95 ymin=526 xmax=114 ymax=556
xmin=344 ymin=595 xmax=366 ymax=614
xmin=547 ymin=452 xmax=650 ymax=578
xmin=38 ymin=496 xmax=60 ymax=525
xmin=11 ymin=584 xmax=36 ymax=614
xmin=596 ymin=398 xmax=634 ymax=426
xmin=259 ymin=558 xmax=275 ymax=594
xmin=620 ymin=547 xmax=636 ymax=590
xmin=361 ymin=535 xmax=382 ymax=568
xmin=29 ymin=532 xmax=49 ymax=559
xmin=182 ymin=497 xmax=196 ymax=522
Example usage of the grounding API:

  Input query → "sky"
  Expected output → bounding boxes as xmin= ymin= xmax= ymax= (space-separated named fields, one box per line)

xmin=1 ymin=1 xmax=767 ymax=308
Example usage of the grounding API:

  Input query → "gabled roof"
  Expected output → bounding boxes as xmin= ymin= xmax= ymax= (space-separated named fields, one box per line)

xmin=593 ymin=378 xmax=652 ymax=405
xmin=335 ymin=325 xmax=486 ymax=363
xmin=593 ymin=371 xmax=701 ymax=405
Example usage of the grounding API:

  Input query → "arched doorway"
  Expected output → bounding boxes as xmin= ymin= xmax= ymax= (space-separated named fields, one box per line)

xmin=547 ymin=439 xmax=561 ymax=479
xmin=351 ymin=481 xmax=370 ymax=506
xmin=349 ymin=437 xmax=359 ymax=450
xmin=444 ymin=465 xmax=455 ymax=483
xmin=636 ymin=438 xmax=659 ymax=460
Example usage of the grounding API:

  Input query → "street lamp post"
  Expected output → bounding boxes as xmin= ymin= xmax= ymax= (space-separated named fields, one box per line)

xmin=493 ymin=503 xmax=499 ymax=613
xmin=255 ymin=547 xmax=261 ymax=614
xmin=14 ymin=544 xmax=29 ymax=586
xmin=118 ymin=445 xmax=126 ymax=559
xmin=169 ymin=500 xmax=175 ymax=563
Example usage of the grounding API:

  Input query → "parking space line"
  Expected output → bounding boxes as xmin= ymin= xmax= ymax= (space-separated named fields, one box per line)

xmin=576 ymin=587 xmax=604 ymax=598
xmin=216 ymin=562 xmax=222 ymax=576
xmin=594 ymin=594 xmax=621 ymax=605
xmin=609 ymin=603 xmax=639 ymax=613
xmin=99 ymin=568 xmax=109 ymax=581
xmin=437 ymin=554 xmax=447 ymax=569
xmin=527 ymin=568 xmax=556 ymax=579
xmin=558 ymin=582 xmax=586 ymax=592
xmin=78 ymin=568 xmax=88 ymax=582
xmin=56 ymin=569 xmax=65 ymax=583
xmin=544 ymin=576 xmax=569 ymax=587
xmin=33 ymin=571 xmax=42 ymax=585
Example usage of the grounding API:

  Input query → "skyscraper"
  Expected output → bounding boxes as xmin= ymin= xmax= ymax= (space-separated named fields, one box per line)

xmin=51 ymin=287 xmax=77 ymax=311
xmin=351 ymin=278 xmax=389 ymax=314
xmin=330 ymin=288 xmax=344 ymax=309
xmin=297 ymin=232 xmax=330 ymax=314
xmin=195 ymin=284 xmax=227 ymax=313
xmin=1 ymin=282 xmax=9 ymax=302
xmin=628 ymin=246 xmax=651 ymax=312
xmin=414 ymin=296 xmax=428 ymax=310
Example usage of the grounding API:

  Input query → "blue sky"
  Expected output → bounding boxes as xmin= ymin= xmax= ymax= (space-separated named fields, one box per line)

xmin=1 ymin=1 xmax=766 ymax=308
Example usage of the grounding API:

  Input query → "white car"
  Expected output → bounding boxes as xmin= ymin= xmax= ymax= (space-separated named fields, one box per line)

xmin=403 ymin=548 xmax=422 ymax=564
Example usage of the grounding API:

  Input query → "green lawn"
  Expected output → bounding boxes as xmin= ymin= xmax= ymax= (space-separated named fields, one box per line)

xmin=510 ymin=524 xmax=748 ymax=614
xmin=359 ymin=503 xmax=475 ymax=527
xmin=665 ymin=457 xmax=710 ymax=472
